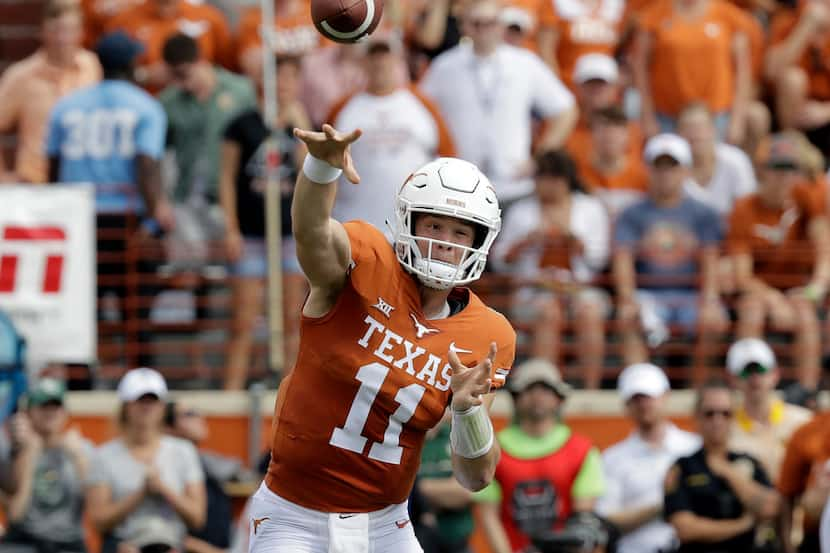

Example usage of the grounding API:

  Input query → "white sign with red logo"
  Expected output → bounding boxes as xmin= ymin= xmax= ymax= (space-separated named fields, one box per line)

xmin=0 ymin=185 xmax=96 ymax=368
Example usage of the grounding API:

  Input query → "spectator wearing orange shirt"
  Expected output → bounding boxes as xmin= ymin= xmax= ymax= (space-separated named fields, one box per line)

xmin=574 ymin=105 xmax=649 ymax=217
xmin=727 ymin=132 xmax=830 ymax=391
xmin=767 ymin=0 xmax=830 ymax=158
xmin=0 ymin=0 xmax=101 ymax=184
xmin=778 ymin=411 xmax=830 ymax=553
xmin=537 ymin=0 xmax=625 ymax=89
xmin=235 ymin=0 xmax=322 ymax=84
xmin=633 ymin=0 xmax=752 ymax=145
xmin=80 ymin=0 xmax=142 ymax=48
xmin=565 ymin=53 xmax=644 ymax=162
xmin=106 ymin=0 xmax=233 ymax=91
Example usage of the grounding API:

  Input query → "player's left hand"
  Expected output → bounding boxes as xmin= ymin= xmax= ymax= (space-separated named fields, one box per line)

xmin=448 ymin=342 xmax=496 ymax=412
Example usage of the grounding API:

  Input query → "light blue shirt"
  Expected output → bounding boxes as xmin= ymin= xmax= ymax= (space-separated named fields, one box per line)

xmin=46 ymin=80 xmax=167 ymax=214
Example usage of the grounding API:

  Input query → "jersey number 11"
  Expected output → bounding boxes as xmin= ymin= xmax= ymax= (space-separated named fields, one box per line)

xmin=329 ymin=362 xmax=426 ymax=465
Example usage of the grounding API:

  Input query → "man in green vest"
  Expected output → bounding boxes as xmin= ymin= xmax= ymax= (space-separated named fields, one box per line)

xmin=476 ymin=358 xmax=605 ymax=553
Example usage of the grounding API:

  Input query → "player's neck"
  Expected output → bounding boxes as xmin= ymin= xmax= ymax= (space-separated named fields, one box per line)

xmin=420 ymin=287 xmax=452 ymax=320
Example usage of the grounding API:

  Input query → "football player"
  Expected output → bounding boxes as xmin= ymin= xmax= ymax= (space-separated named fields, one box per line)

xmin=247 ymin=124 xmax=516 ymax=552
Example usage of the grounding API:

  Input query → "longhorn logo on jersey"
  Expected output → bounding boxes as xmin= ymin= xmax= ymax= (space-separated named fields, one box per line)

xmin=410 ymin=313 xmax=440 ymax=339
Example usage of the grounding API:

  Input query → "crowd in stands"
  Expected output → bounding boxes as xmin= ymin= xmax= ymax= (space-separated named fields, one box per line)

xmin=1 ymin=0 xmax=828 ymax=395
xmin=3 ymin=0 xmax=830 ymax=549
xmin=2 ymin=342 xmax=829 ymax=553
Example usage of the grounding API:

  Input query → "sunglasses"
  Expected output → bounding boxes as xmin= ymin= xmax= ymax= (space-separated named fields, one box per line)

xmin=470 ymin=18 xmax=499 ymax=29
xmin=701 ymin=408 xmax=733 ymax=419
xmin=739 ymin=363 xmax=770 ymax=379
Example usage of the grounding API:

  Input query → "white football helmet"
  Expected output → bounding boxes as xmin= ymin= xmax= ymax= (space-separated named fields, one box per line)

xmin=392 ymin=158 xmax=501 ymax=290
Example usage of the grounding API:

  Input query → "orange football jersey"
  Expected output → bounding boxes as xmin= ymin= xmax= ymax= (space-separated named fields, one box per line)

xmin=266 ymin=222 xmax=516 ymax=513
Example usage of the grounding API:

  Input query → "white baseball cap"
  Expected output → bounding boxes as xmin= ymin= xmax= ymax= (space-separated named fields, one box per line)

xmin=573 ymin=53 xmax=619 ymax=85
xmin=618 ymin=363 xmax=670 ymax=402
xmin=500 ymin=6 xmax=534 ymax=32
xmin=644 ymin=133 xmax=692 ymax=167
xmin=117 ymin=367 xmax=168 ymax=402
xmin=726 ymin=338 xmax=776 ymax=376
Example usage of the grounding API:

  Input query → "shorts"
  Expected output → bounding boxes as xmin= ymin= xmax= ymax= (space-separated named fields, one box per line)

xmin=248 ymin=483 xmax=423 ymax=553
xmin=230 ymin=237 xmax=302 ymax=278
xmin=636 ymin=289 xmax=724 ymax=347
xmin=657 ymin=111 xmax=730 ymax=140
xmin=511 ymin=286 xmax=611 ymax=321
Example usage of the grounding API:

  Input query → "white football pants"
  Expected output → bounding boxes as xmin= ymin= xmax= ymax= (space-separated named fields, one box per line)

xmin=247 ymin=483 xmax=424 ymax=553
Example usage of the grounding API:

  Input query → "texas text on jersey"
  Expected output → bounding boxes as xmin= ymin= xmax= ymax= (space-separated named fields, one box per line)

xmin=265 ymin=221 xmax=516 ymax=512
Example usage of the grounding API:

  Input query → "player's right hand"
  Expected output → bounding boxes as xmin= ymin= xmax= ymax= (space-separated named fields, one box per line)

xmin=449 ymin=342 xmax=497 ymax=412
xmin=294 ymin=124 xmax=362 ymax=184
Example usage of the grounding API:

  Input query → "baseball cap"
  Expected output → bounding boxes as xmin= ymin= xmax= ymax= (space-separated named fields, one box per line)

xmin=500 ymin=6 xmax=534 ymax=32
xmin=95 ymin=31 xmax=145 ymax=72
xmin=618 ymin=363 xmax=670 ymax=402
xmin=726 ymin=338 xmax=776 ymax=377
xmin=573 ymin=53 xmax=619 ymax=85
xmin=757 ymin=133 xmax=802 ymax=171
xmin=27 ymin=378 xmax=66 ymax=407
xmin=117 ymin=367 xmax=168 ymax=402
xmin=509 ymin=358 xmax=571 ymax=398
xmin=643 ymin=133 xmax=692 ymax=167
xmin=127 ymin=516 xmax=180 ymax=549
xmin=364 ymin=29 xmax=403 ymax=55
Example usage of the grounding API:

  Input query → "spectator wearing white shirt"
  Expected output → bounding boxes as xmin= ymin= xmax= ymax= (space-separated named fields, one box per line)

xmin=596 ymin=363 xmax=700 ymax=553
xmin=677 ymin=103 xmax=757 ymax=217
xmin=677 ymin=102 xmax=757 ymax=297
xmin=328 ymin=32 xmax=456 ymax=232
xmin=491 ymin=150 xmax=610 ymax=388
xmin=420 ymin=0 xmax=578 ymax=208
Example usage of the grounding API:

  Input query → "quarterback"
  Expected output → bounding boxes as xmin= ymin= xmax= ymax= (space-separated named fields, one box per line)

xmin=248 ymin=124 xmax=516 ymax=552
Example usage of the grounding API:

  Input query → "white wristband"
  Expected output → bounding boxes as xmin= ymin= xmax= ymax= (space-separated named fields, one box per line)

xmin=450 ymin=404 xmax=494 ymax=459
xmin=302 ymin=154 xmax=342 ymax=184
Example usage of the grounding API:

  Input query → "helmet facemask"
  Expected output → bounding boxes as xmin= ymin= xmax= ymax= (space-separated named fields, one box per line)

xmin=394 ymin=210 xmax=499 ymax=291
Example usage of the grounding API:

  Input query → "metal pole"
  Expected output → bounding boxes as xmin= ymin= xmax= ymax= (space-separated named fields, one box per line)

xmin=260 ymin=0 xmax=285 ymax=378
xmin=247 ymin=382 xmax=265 ymax=469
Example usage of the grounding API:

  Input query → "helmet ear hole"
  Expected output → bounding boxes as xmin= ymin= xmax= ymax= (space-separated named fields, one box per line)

xmin=473 ymin=224 xmax=487 ymax=249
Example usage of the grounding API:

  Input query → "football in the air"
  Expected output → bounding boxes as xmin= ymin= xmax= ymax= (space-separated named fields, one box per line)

xmin=311 ymin=0 xmax=384 ymax=44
